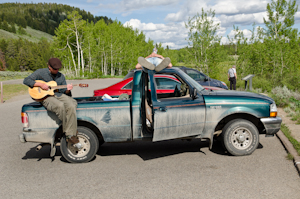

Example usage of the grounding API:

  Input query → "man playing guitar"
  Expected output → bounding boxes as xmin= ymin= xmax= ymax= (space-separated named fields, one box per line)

xmin=23 ymin=58 xmax=82 ymax=149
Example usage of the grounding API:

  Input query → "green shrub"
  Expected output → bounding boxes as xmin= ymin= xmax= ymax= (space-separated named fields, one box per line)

xmin=252 ymin=78 xmax=273 ymax=93
xmin=0 ymin=71 xmax=32 ymax=80
xmin=270 ymin=86 xmax=292 ymax=107
xmin=284 ymin=107 xmax=292 ymax=114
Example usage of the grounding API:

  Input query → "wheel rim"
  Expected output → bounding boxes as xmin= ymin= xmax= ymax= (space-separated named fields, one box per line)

xmin=230 ymin=127 xmax=253 ymax=150
xmin=67 ymin=134 xmax=90 ymax=157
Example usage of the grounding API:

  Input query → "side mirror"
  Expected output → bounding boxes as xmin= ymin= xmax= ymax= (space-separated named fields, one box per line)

xmin=204 ymin=77 xmax=209 ymax=81
xmin=191 ymin=88 xmax=197 ymax=100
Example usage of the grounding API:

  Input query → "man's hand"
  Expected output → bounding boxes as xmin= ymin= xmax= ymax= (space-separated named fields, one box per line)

xmin=34 ymin=82 xmax=49 ymax=90
xmin=67 ymin=84 xmax=73 ymax=91
xmin=41 ymin=83 xmax=49 ymax=90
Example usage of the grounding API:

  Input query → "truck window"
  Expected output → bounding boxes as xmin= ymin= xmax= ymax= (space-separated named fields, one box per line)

xmin=186 ymin=69 xmax=206 ymax=81
xmin=155 ymin=77 xmax=181 ymax=90
xmin=122 ymin=81 xmax=133 ymax=89
xmin=155 ymin=74 xmax=190 ymax=100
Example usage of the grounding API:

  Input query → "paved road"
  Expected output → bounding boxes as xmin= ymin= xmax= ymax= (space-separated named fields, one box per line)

xmin=0 ymin=79 xmax=300 ymax=199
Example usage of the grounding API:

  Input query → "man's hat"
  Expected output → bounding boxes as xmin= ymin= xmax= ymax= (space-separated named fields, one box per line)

xmin=232 ymin=65 xmax=236 ymax=68
xmin=48 ymin=58 xmax=62 ymax=69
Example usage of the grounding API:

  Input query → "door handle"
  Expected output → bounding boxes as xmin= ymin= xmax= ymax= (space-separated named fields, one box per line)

xmin=159 ymin=107 xmax=166 ymax=112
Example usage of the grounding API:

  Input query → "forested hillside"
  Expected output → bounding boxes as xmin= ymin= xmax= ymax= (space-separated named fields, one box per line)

xmin=0 ymin=0 xmax=299 ymax=93
xmin=0 ymin=2 xmax=114 ymax=73
xmin=0 ymin=2 xmax=112 ymax=35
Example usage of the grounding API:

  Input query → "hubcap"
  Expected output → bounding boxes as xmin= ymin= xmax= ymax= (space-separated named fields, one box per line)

xmin=67 ymin=134 xmax=90 ymax=157
xmin=230 ymin=127 xmax=253 ymax=150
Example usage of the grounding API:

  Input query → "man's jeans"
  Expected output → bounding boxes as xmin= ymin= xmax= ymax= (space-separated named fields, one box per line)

xmin=146 ymin=57 xmax=162 ymax=66
xmin=42 ymin=94 xmax=78 ymax=136
xmin=229 ymin=77 xmax=236 ymax=90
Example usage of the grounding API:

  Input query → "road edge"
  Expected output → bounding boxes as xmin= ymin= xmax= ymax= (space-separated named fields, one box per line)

xmin=276 ymin=130 xmax=300 ymax=176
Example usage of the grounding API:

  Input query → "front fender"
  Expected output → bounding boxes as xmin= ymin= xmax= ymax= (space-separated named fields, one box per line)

xmin=200 ymin=106 xmax=266 ymax=147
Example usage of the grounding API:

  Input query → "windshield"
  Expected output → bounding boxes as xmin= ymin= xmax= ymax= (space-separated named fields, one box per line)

xmin=177 ymin=70 xmax=205 ymax=92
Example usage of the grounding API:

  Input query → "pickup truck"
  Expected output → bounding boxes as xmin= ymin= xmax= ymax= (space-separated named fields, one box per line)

xmin=20 ymin=68 xmax=282 ymax=163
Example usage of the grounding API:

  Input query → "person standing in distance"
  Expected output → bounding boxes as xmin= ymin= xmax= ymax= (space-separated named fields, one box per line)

xmin=23 ymin=58 xmax=82 ymax=149
xmin=228 ymin=65 xmax=237 ymax=90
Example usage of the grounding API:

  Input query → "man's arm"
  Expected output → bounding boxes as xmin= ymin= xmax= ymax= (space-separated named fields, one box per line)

xmin=135 ymin=63 xmax=142 ymax=69
xmin=23 ymin=69 xmax=49 ymax=90
xmin=146 ymin=52 xmax=164 ymax=59
xmin=234 ymin=68 xmax=237 ymax=79
xmin=59 ymin=75 xmax=71 ymax=94
xmin=33 ymin=81 xmax=49 ymax=90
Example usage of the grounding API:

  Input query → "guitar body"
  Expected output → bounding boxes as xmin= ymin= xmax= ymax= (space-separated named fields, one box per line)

xmin=28 ymin=80 xmax=57 ymax=101
xmin=28 ymin=80 xmax=88 ymax=101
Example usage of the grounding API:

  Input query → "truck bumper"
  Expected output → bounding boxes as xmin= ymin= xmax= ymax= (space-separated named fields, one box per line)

xmin=260 ymin=117 xmax=282 ymax=136
xmin=19 ymin=133 xmax=26 ymax=143
xmin=19 ymin=128 xmax=56 ymax=143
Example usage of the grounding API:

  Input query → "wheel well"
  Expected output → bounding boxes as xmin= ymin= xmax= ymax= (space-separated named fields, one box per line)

xmin=77 ymin=120 xmax=104 ymax=142
xmin=54 ymin=121 xmax=104 ymax=143
xmin=214 ymin=113 xmax=265 ymax=134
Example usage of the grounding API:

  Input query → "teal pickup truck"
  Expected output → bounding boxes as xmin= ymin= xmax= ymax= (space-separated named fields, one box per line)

xmin=20 ymin=68 xmax=282 ymax=163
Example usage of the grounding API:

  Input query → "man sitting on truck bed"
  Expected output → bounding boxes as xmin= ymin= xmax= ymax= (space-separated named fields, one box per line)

xmin=23 ymin=58 xmax=82 ymax=149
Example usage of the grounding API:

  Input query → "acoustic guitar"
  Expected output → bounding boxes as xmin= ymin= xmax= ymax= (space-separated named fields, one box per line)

xmin=28 ymin=80 xmax=88 ymax=101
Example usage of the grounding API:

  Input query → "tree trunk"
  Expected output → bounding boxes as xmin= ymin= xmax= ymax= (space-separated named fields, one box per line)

xmin=118 ymin=63 xmax=122 ymax=76
xmin=104 ymin=52 xmax=107 ymax=76
xmin=67 ymin=40 xmax=78 ymax=77
xmin=80 ymin=46 xmax=84 ymax=77
xmin=111 ymin=43 xmax=114 ymax=76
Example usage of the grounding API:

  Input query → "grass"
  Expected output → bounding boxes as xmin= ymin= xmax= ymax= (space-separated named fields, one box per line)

xmin=286 ymin=153 xmax=294 ymax=160
xmin=0 ymin=75 xmax=28 ymax=81
xmin=0 ymin=26 xmax=53 ymax=43
xmin=281 ymin=124 xmax=300 ymax=156
xmin=0 ymin=84 xmax=28 ymax=101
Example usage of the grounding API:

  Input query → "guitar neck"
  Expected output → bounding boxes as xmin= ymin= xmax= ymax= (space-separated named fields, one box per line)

xmin=52 ymin=84 xmax=78 ymax=90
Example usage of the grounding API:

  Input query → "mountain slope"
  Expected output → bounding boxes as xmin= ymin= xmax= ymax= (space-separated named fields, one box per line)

xmin=0 ymin=2 xmax=112 ymax=35
xmin=0 ymin=27 xmax=53 ymax=42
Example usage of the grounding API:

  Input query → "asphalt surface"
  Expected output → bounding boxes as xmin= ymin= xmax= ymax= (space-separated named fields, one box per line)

xmin=0 ymin=79 xmax=300 ymax=199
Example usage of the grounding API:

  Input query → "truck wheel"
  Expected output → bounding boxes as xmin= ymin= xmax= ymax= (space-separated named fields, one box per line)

xmin=60 ymin=126 xmax=99 ymax=163
xmin=222 ymin=119 xmax=259 ymax=156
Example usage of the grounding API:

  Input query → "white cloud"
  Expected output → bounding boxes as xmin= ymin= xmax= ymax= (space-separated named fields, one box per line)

xmin=219 ymin=12 xmax=267 ymax=27
xmin=99 ymin=0 xmax=179 ymax=15
xmin=212 ymin=0 xmax=268 ymax=15
xmin=165 ymin=0 xmax=208 ymax=22
xmin=165 ymin=0 xmax=269 ymax=23
xmin=124 ymin=19 xmax=188 ymax=49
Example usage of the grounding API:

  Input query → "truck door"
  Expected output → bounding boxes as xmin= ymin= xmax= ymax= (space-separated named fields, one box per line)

xmin=150 ymin=73 xmax=206 ymax=142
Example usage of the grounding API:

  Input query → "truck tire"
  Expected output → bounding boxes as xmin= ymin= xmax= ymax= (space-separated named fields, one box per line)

xmin=60 ymin=126 xmax=99 ymax=163
xmin=222 ymin=119 xmax=259 ymax=156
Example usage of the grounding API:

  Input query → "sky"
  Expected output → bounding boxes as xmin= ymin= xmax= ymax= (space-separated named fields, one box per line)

xmin=3 ymin=0 xmax=300 ymax=49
